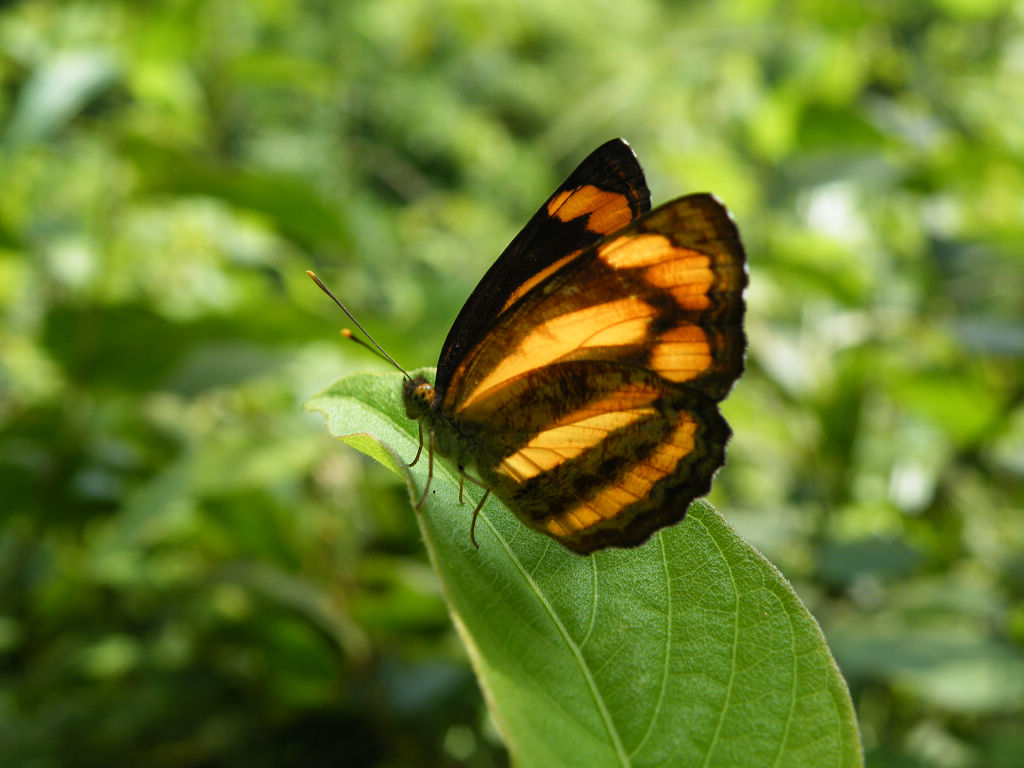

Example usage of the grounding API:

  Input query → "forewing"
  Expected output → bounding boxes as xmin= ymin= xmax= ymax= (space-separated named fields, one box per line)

xmin=434 ymin=139 xmax=650 ymax=394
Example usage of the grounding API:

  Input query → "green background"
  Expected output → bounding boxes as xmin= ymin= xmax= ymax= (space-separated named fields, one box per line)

xmin=1 ymin=1 xmax=1022 ymax=766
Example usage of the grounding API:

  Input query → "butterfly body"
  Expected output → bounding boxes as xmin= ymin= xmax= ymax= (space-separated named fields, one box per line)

xmin=402 ymin=140 xmax=746 ymax=555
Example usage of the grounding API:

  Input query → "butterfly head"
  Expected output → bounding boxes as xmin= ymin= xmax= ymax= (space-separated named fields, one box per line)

xmin=402 ymin=376 xmax=435 ymax=420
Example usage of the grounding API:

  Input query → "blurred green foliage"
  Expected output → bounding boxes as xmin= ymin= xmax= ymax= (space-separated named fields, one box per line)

xmin=0 ymin=1 xmax=1022 ymax=766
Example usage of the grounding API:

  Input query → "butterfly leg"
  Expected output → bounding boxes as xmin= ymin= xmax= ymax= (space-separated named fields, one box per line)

xmin=414 ymin=430 xmax=435 ymax=510
xmin=458 ymin=471 xmax=465 ymax=505
xmin=469 ymin=489 xmax=489 ymax=549
xmin=455 ymin=472 xmax=491 ymax=549
xmin=409 ymin=422 xmax=424 ymax=467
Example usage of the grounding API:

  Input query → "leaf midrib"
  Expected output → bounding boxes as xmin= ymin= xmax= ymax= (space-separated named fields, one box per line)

xmin=628 ymin=533 xmax=673 ymax=759
xmin=419 ymin=450 xmax=631 ymax=766
xmin=486 ymin=509 xmax=632 ymax=767
xmin=701 ymin=513 xmax=742 ymax=768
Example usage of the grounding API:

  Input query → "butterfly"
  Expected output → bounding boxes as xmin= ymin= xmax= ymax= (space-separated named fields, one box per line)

xmin=313 ymin=138 xmax=746 ymax=555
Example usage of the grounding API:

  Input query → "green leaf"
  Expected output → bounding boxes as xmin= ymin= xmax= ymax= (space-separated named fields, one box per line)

xmin=306 ymin=372 xmax=862 ymax=767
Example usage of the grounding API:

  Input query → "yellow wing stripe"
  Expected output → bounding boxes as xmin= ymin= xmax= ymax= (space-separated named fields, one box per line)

xmin=496 ymin=407 xmax=655 ymax=482
xmin=546 ymin=519 xmax=570 ymax=536
xmin=461 ymin=297 xmax=653 ymax=409
xmin=599 ymin=234 xmax=714 ymax=312
xmin=597 ymin=232 xmax=672 ymax=268
xmin=499 ymin=250 xmax=582 ymax=314
xmin=649 ymin=326 xmax=713 ymax=383
xmin=547 ymin=186 xmax=634 ymax=234
xmin=643 ymin=257 xmax=713 ymax=311
xmin=461 ymin=305 xmax=715 ymax=410
xmin=543 ymin=414 xmax=698 ymax=535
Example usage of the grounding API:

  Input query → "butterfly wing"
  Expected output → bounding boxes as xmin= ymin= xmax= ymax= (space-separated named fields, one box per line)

xmin=462 ymin=361 xmax=733 ymax=554
xmin=434 ymin=139 xmax=650 ymax=394
xmin=442 ymin=194 xmax=746 ymax=553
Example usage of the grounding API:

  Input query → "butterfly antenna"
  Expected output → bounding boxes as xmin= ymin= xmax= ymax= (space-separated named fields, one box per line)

xmin=306 ymin=270 xmax=410 ymax=377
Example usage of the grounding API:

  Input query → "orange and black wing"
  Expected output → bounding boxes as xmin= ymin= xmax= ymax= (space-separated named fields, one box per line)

xmin=443 ymin=194 xmax=746 ymax=554
xmin=434 ymin=139 xmax=650 ymax=394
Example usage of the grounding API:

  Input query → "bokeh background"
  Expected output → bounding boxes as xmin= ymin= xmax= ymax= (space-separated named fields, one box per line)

xmin=2 ymin=1 xmax=1023 ymax=766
